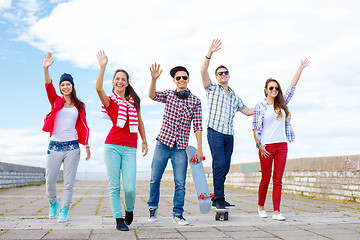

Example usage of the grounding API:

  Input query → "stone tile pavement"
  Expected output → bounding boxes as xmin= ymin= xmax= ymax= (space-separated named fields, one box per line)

xmin=0 ymin=180 xmax=359 ymax=239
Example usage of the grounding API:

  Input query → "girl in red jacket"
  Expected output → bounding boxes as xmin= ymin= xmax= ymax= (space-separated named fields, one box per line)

xmin=42 ymin=52 xmax=91 ymax=223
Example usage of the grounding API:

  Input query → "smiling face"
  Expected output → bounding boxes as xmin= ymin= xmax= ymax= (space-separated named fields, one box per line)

xmin=113 ymin=71 xmax=129 ymax=94
xmin=215 ymin=67 xmax=230 ymax=85
xmin=60 ymin=81 xmax=73 ymax=96
xmin=265 ymin=80 xmax=280 ymax=98
xmin=173 ymin=70 xmax=189 ymax=91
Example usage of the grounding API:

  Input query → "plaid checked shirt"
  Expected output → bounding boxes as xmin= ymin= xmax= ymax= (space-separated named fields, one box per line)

xmin=252 ymin=86 xmax=296 ymax=143
xmin=205 ymin=81 xmax=246 ymax=135
xmin=153 ymin=90 xmax=202 ymax=149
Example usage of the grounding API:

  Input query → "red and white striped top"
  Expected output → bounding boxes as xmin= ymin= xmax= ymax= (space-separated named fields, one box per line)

xmin=101 ymin=92 xmax=138 ymax=133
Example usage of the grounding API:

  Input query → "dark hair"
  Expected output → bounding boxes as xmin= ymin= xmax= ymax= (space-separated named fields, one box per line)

xmin=215 ymin=65 xmax=228 ymax=75
xmin=113 ymin=69 xmax=141 ymax=110
xmin=264 ymin=78 xmax=289 ymax=120
xmin=70 ymin=87 xmax=85 ymax=112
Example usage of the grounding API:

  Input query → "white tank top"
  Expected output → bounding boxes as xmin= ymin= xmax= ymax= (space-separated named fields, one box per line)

xmin=50 ymin=106 xmax=79 ymax=142
xmin=260 ymin=105 xmax=287 ymax=145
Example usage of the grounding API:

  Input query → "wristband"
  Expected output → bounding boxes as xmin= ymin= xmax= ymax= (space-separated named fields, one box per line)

xmin=256 ymin=142 xmax=261 ymax=148
xmin=205 ymin=56 xmax=211 ymax=60
xmin=142 ymin=141 xmax=148 ymax=146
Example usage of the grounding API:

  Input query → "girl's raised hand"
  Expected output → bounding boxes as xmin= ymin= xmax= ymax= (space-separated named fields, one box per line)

xmin=97 ymin=50 xmax=108 ymax=67
xmin=300 ymin=58 xmax=309 ymax=69
xmin=43 ymin=52 xmax=54 ymax=69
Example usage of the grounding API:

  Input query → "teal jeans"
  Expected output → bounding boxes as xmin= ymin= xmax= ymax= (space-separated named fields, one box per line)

xmin=104 ymin=144 xmax=137 ymax=218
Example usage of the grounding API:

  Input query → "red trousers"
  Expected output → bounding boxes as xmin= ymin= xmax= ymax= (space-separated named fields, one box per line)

xmin=258 ymin=142 xmax=288 ymax=211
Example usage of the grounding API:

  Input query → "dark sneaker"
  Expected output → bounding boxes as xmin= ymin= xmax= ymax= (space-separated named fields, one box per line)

xmin=172 ymin=215 xmax=189 ymax=225
xmin=224 ymin=201 xmax=235 ymax=208
xmin=212 ymin=200 xmax=235 ymax=209
xmin=148 ymin=208 xmax=158 ymax=222
xmin=125 ymin=211 xmax=133 ymax=225
xmin=116 ymin=218 xmax=129 ymax=231
xmin=214 ymin=198 xmax=226 ymax=212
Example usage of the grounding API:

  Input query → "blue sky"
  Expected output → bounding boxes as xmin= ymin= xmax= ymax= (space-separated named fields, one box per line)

xmin=0 ymin=0 xmax=359 ymax=173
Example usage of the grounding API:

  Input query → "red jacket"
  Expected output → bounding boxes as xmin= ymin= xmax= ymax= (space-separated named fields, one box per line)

xmin=42 ymin=80 xmax=90 ymax=145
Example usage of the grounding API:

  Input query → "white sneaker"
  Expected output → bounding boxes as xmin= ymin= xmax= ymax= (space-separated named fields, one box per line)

xmin=148 ymin=208 xmax=158 ymax=222
xmin=258 ymin=208 xmax=267 ymax=218
xmin=272 ymin=213 xmax=286 ymax=221
xmin=172 ymin=215 xmax=189 ymax=225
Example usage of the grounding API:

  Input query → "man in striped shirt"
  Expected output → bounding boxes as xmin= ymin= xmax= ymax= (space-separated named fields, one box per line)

xmin=201 ymin=39 xmax=253 ymax=212
xmin=147 ymin=63 xmax=203 ymax=225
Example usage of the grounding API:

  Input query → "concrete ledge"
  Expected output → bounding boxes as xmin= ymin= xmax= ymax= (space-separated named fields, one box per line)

xmin=164 ymin=154 xmax=360 ymax=202
xmin=0 ymin=161 xmax=63 ymax=189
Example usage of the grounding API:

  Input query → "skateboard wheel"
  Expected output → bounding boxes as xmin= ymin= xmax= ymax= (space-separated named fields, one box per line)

xmin=199 ymin=194 xmax=205 ymax=200
xmin=215 ymin=213 xmax=220 ymax=221
xmin=209 ymin=193 xmax=214 ymax=198
xmin=191 ymin=157 xmax=196 ymax=163
xmin=224 ymin=212 xmax=229 ymax=221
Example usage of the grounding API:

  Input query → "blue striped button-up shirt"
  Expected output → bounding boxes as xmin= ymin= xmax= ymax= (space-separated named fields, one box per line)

xmin=205 ymin=81 xmax=246 ymax=135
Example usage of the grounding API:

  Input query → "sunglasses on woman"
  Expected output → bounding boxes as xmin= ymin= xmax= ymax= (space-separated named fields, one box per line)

xmin=216 ymin=71 xmax=229 ymax=76
xmin=175 ymin=76 xmax=188 ymax=81
xmin=268 ymin=86 xmax=279 ymax=91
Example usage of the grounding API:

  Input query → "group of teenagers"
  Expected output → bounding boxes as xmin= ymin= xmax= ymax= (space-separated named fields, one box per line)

xmin=42 ymin=39 xmax=309 ymax=231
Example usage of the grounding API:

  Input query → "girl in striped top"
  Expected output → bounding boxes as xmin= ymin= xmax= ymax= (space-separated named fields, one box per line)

xmin=95 ymin=50 xmax=148 ymax=231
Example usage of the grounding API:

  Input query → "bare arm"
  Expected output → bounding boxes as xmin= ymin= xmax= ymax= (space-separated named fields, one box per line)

xmin=239 ymin=107 xmax=253 ymax=116
xmin=253 ymin=129 xmax=270 ymax=158
xmin=137 ymin=110 xmax=148 ymax=157
xmin=149 ymin=63 xmax=162 ymax=99
xmin=290 ymin=58 xmax=309 ymax=87
xmin=194 ymin=130 xmax=203 ymax=162
xmin=43 ymin=52 xmax=54 ymax=84
xmin=96 ymin=50 xmax=110 ymax=107
xmin=200 ymin=39 xmax=222 ymax=89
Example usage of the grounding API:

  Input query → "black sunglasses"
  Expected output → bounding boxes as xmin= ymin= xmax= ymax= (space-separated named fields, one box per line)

xmin=269 ymin=86 xmax=279 ymax=91
xmin=216 ymin=71 xmax=229 ymax=76
xmin=175 ymin=76 xmax=188 ymax=81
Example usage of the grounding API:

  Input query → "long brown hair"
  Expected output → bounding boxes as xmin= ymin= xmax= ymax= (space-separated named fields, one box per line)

xmin=60 ymin=84 xmax=85 ymax=112
xmin=70 ymin=88 xmax=85 ymax=112
xmin=113 ymin=69 xmax=141 ymax=110
xmin=264 ymin=78 xmax=289 ymax=120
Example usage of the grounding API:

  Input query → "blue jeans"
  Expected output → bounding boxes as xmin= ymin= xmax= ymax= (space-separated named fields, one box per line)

xmin=207 ymin=127 xmax=234 ymax=201
xmin=147 ymin=140 xmax=188 ymax=216
xmin=104 ymin=144 xmax=137 ymax=218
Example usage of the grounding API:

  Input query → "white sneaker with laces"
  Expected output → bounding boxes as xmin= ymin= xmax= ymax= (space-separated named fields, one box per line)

xmin=172 ymin=215 xmax=189 ymax=225
xmin=148 ymin=208 xmax=158 ymax=222
xmin=272 ymin=213 xmax=286 ymax=221
xmin=258 ymin=208 xmax=267 ymax=218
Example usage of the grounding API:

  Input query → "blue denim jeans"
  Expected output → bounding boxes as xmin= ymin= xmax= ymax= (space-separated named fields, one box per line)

xmin=104 ymin=144 xmax=137 ymax=218
xmin=207 ymin=127 xmax=234 ymax=201
xmin=147 ymin=140 xmax=188 ymax=216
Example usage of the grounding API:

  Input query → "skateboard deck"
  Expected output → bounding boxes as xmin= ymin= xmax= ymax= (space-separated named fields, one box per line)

xmin=186 ymin=145 xmax=212 ymax=214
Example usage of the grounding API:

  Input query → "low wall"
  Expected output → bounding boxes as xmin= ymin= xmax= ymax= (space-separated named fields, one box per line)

xmin=164 ymin=154 xmax=360 ymax=202
xmin=0 ymin=162 xmax=63 ymax=189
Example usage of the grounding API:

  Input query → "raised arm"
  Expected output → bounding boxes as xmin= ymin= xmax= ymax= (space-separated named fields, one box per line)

xmin=149 ymin=63 xmax=163 ymax=99
xmin=290 ymin=58 xmax=309 ymax=87
xmin=43 ymin=52 xmax=54 ymax=84
xmin=96 ymin=50 xmax=110 ymax=107
xmin=200 ymin=39 xmax=222 ymax=89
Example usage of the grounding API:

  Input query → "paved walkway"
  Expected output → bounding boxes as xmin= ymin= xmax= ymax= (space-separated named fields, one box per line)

xmin=0 ymin=180 xmax=359 ymax=239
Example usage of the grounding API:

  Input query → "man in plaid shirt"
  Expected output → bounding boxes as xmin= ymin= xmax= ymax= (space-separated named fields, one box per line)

xmin=201 ymin=39 xmax=253 ymax=212
xmin=147 ymin=63 xmax=203 ymax=225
